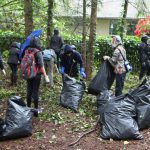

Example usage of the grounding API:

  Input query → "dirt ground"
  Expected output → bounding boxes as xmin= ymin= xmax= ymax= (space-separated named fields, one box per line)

xmin=0 ymin=75 xmax=150 ymax=150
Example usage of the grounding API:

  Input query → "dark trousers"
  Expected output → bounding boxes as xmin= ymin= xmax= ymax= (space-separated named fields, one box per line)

xmin=27 ymin=74 xmax=41 ymax=109
xmin=9 ymin=64 xmax=18 ymax=76
xmin=55 ymin=52 xmax=60 ymax=69
xmin=115 ymin=73 xmax=126 ymax=96
xmin=9 ymin=64 xmax=18 ymax=85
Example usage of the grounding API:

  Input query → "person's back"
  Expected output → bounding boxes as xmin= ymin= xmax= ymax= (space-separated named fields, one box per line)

xmin=42 ymin=48 xmax=56 ymax=87
xmin=7 ymin=42 xmax=20 ymax=86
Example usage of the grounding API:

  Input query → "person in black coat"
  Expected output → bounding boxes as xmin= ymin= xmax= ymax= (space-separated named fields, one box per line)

xmin=50 ymin=28 xmax=63 ymax=68
xmin=7 ymin=42 xmax=20 ymax=86
xmin=60 ymin=44 xmax=86 ymax=78
xmin=138 ymin=35 xmax=150 ymax=80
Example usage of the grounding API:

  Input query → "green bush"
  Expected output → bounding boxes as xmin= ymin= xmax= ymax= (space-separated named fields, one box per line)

xmin=0 ymin=30 xmax=24 ymax=51
xmin=63 ymin=34 xmax=141 ymax=72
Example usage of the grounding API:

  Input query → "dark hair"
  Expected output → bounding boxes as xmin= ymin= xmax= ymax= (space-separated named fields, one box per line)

xmin=30 ymin=36 xmax=42 ymax=50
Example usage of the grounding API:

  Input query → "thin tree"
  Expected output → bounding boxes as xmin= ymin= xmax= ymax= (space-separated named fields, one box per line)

xmin=87 ymin=0 xmax=97 ymax=79
xmin=119 ymin=0 xmax=128 ymax=39
xmin=46 ymin=0 xmax=54 ymax=47
xmin=24 ymin=0 xmax=33 ymax=36
xmin=82 ymin=0 xmax=87 ymax=70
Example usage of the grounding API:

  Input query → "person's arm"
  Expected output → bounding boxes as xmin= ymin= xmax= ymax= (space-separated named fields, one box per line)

xmin=36 ymin=51 xmax=49 ymax=82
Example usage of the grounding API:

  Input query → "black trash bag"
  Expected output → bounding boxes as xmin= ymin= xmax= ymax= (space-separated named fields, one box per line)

xmin=100 ymin=94 xmax=143 ymax=140
xmin=0 ymin=96 xmax=33 ymax=140
xmin=129 ymin=83 xmax=150 ymax=130
xmin=136 ymin=98 xmax=150 ymax=130
xmin=88 ymin=61 xmax=115 ymax=95
xmin=60 ymin=74 xmax=85 ymax=112
xmin=97 ymin=90 xmax=113 ymax=115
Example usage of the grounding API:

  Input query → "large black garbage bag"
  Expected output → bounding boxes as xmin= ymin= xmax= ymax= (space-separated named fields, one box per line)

xmin=97 ymin=90 xmax=113 ymax=115
xmin=88 ymin=61 xmax=115 ymax=95
xmin=60 ymin=74 xmax=85 ymax=112
xmin=129 ymin=83 xmax=150 ymax=130
xmin=100 ymin=94 xmax=143 ymax=140
xmin=0 ymin=96 xmax=33 ymax=140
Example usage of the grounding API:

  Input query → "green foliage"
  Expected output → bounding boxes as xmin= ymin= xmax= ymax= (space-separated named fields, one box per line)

xmin=0 ymin=30 xmax=24 ymax=51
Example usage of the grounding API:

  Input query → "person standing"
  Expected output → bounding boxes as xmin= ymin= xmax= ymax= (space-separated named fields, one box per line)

xmin=7 ymin=42 xmax=20 ymax=86
xmin=60 ymin=44 xmax=86 ymax=78
xmin=103 ymin=35 xmax=126 ymax=96
xmin=138 ymin=35 xmax=150 ymax=80
xmin=42 ymin=47 xmax=57 ymax=87
xmin=23 ymin=36 xmax=49 ymax=117
xmin=50 ymin=28 xmax=63 ymax=68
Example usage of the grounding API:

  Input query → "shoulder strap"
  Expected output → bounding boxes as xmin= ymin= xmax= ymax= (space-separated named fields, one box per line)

xmin=117 ymin=48 xmax=126 ymax=61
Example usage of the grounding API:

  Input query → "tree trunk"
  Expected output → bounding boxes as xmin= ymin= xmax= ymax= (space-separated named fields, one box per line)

xmin=82 ymin=0 xmax=87 ymax=70
xmin=24 ymin=0 xmax=33 ymax=36
xmin=87 ymin=0 xmax=97 ymax=79
xmin=120 ymin=0 xmax=128 ymax=39
xmin=46 ymin=0 xmax=54 ymax=48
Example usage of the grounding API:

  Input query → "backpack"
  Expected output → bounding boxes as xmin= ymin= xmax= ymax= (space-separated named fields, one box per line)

xmin=43 ymin=49 xmax=52 ymax=61
xmin=21 ymin=48 xmax=39 ymax=80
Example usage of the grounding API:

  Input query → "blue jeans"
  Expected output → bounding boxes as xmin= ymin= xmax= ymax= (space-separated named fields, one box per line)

xmin=115 ymin=73 xmax=126 ymax=96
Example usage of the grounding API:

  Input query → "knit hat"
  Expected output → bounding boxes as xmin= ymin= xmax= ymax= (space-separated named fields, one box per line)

xmin=64 ymin=45 xmax=73 ymax=54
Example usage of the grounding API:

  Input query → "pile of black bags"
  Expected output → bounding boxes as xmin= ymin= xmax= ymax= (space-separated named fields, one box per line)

xmin=60 ymin=74 xmax=85 ymax=112
xmin=97 ymin=82 xmax=150 ymax=140
xmin=0 ymin=96 xmax=33 ymax=140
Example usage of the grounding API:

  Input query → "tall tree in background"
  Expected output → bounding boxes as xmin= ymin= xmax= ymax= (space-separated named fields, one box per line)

xmin=46 ymin=0 xmax=54 ymax=47
xmin=82 ymin=0 xmax=87 ymax=70
xmin=24 ymin=0 xmax=33 ymax=36
xmin=87 ymin=0 xmax=97 ymax=79
xmin=119 ymin=0 xmax=128 ymax=39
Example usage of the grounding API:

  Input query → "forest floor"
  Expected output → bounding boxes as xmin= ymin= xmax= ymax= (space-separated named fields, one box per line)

xmin=0 ymin=71 xmax=150 ymax=150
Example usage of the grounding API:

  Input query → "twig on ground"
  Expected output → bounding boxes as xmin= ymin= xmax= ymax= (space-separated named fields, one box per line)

xmin=68 ymin=115 xmax=100 ymax=147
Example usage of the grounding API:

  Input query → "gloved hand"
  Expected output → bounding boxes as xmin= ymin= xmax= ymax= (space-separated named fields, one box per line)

xmin=103 ymin=56 xmax=110 ymax=60
xmin=60 ymin=66 xmax=65 ymax=74
xmin=45 ymin=75 xmax=50 ymax=83
xmin=80 ymin=68 xmax=86 ymax=78
xmin=2 ymin=69 xmax=6 ymax=76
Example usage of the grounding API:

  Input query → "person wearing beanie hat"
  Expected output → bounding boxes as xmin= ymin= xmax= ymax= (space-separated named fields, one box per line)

xmin=103 ymin=35 xmax=126 ymax=96
xmin=60 ymin=44 xmax=86 ymax=78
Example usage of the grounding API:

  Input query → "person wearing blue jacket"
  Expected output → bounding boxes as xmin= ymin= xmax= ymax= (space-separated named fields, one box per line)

xmin=60 ymin=44 xmax=86 ymax=78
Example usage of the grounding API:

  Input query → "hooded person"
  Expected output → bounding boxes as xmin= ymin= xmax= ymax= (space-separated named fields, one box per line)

xmin=138 ymin=35 xmax=149 ymax=80
xmin=103 ymin=35 xmax=126 ymax=96
xmin=50 ymin=28 xmax=64 ymax=68
xmin=7 ymin=42 xmax=21 ymax=86
xmin=60 ymin=44 xmax=86 ymax=78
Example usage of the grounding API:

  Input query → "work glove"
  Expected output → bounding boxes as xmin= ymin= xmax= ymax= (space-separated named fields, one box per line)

xmin=60 ymin=66 xmax=65 ymax=74
xmin=80 ymin=68 xmax=86 ymax=78
xmin=2 ymin=69 xmax=6 ymax=76
xmin=103 ymin=56 xmax=110 ymax=60
xmin=45 ymin=75 xmax=50 ymax=83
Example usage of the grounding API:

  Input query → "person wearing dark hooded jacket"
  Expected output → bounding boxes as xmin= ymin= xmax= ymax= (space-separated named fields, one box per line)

xmin=50 ymin=29 xmax=63 ymax=68
xmin=138 ymin=35 xmax=150 ymax=80
xmin=60 ymin=44 xmax=86 ymax=78
xmin=24 ymin=36 xmax=49 ymax=117
xmin=7 ymin=42 xmax=20 ymax=86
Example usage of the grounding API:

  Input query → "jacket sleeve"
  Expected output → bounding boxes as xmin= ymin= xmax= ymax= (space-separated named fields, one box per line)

xmin=108 ymin=49 xmax=119 ymax=67
xmin=74 ymin=51 xmax=83 ymax=68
